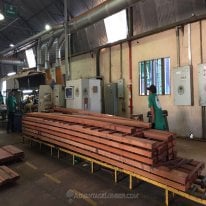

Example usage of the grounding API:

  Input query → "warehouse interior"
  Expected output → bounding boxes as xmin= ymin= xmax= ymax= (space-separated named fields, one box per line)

xmin=0 ymin=0 xmax=206 ymax=205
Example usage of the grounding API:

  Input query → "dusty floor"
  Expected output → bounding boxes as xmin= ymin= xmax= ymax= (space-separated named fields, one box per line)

xmin=0 ymin=127 xmax=205 ymax=206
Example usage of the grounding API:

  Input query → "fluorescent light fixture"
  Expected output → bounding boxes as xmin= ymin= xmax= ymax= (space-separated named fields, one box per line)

xmin=0 ymin=13 xmax=5 ymax=21
xmin=45 ymin=24 xmax=51 ymax=31
xmin=9 ymin=43 xmax=14 ymax=47
xmin=1 ymin=80 xmax=6 ymax=95
xmin=7 ymin=72 xmax=16 ymax=76
xmin=22 ymin=90 xmax=33 ymax=94
xmin=26 ymin=48 xmax=36 ymax=68
xmin=104 ymin=10 xmax=128 ymax=43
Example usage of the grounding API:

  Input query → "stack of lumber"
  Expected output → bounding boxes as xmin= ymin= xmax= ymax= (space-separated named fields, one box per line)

xmin=0 ymin=145 xmax=24 ymax=164
xmin=0 ymin=165 xmax=20 ymax=186
xmin=22 ymin=110 xmax=204 ymax=192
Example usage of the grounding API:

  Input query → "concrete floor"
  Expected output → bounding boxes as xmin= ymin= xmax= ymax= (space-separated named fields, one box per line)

xmin=0 ymin=128 xmax=205 ymax=206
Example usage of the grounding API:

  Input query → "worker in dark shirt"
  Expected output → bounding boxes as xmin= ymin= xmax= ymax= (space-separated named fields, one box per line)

xmin=6 ymin=90 xmax=17 ymax=133
xmin=147 ymin=85 xmax=166 ymax=130
xmin=0 ymin=92 xmax=3 ymax=105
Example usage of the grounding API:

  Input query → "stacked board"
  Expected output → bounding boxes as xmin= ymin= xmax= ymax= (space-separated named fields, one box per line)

xmin=0 ymin=166 xmax=20 ymax=186
xmin=22 ymin=110 xmax=204 ymax=192
xmin=0 ymin=145 xmax=24 ymax=164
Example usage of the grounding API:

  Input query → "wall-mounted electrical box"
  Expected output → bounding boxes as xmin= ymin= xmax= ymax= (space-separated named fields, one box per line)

xmin=173 ymin=66 xmax=193 ymax=106
xmin=104 ymin=83 xmax=118 ymax=115
xmin=117 ymin=79 xmax=124 ymax=98
xmin=198 ymin=64 xmax=206 ymax=106
xmin=66 ymin=79 xmax=101 ymax=112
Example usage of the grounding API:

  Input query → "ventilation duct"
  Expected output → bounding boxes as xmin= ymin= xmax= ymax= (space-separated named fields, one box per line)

xmin=0 ymin=0 xmax=141 ymax=56
xmin=0 ymin=57 xmax=25 ymax=65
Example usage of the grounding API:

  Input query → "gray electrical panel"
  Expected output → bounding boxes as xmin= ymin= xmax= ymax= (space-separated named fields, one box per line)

xmin=198 ymin=64 xmax=206 ymax=106
xmin=104 ymin=83 xmax=118 ymax=115
xmin=117 ymin=79 xmax=124 ymax=98
xmin=173 ymin=66 xmax=193 ymax=106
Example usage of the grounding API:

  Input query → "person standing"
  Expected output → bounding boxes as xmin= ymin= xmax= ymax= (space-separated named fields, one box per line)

xmin=0 ymin=91 xmax=3 ymax=104
xmin=6 ymin=90 xmax=17 ymax=133
xmin=147 ymin=84 xmax=166 ymax=130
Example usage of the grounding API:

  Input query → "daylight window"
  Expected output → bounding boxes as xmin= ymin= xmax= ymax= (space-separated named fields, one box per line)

xmin=104 ymin=10 xmax=128 ymax=43
xmin=139 ymin=57 xmax=171 ymax=95
xmin=26 ymin=48 xmax=36 ymax=68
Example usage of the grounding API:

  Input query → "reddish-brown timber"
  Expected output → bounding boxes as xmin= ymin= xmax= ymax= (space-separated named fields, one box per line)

xmin=28 ymin=112 xmax=136 ymax=134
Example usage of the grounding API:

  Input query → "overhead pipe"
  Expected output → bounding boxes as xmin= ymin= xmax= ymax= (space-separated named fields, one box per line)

xmin=188 ymin=24 xmax=192 ymax=65
xmin=199 ymin=20 xmax=206 ymax=139
xmin=0 ymin=0 xmax=141 ymax=56
xmin=0 ymin=58 xmax=25 ymax=65
xmin=47 ymin=36 xmax=56 ymax=51
xmin=68 ymin=0 xmax=140 ymax=32
xmin=36 ymin=40 xmax=42 ymax=71
xmin=0 ymin=25 xmax=63 ymax=56
xmin=44 ymin=44 xmax=50 ymax=69
xmin=127 ymin=7 xmax=133 ymax=116
xmin=109 ymin=47 xmax=112 ymax=83
xmin=55 ymin=38 xmax=61 ymax=67
xmin=95 ymin=49 xmax=101 ymax=77
xmin=176 ymin=26 xmax=181 ymax=67
xmin=128 ymin=41 xmax=133 ymax=116
xmin=64 ymin=0 xmax=69 ymax=80
xmin=58 ymin=32 xmax=65 ymax=49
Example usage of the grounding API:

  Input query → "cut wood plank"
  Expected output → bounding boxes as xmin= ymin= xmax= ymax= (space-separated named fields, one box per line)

xmin=23 ymin=133 xmax=188 ymax=191
xmin=23 ymin=116 xmax=157 ymax=149
xmin=27 ymin=112 xmax=136 ymax=134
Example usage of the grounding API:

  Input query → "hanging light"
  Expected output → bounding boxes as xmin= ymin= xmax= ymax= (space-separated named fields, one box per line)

xmin=45 ymin=24 xmax=51 ymax=31
xmin=0 ymin=12 xmax=5 ymax=21
xmin=9 ymin=43 xmax=14 ymax=47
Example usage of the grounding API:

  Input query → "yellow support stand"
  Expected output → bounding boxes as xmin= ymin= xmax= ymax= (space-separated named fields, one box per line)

xmin=91 ymin=161 xmax=94 ymax=174
xmin=129 ymin=175 xmax=133 ymax=190
xmin=114 ymin=170 xmax=118 ymax=183
xmin=50 ymin=147 xmax=53 ymax=157
xmin=72 ymin=155 xmax=75 ymax=165
xmin=23 ymin=135 xmax=206 ymax=206
xmin=165 ymin=189 xmax=169 ymax=206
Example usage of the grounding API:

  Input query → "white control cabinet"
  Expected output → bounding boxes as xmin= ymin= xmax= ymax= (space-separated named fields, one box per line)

xmin=173 ymin=66 xmax=193 ymax=106
xmin=198 ymin=64 xmax=206 ymax=106
xmin=65 ymin=79 xmax=101 ymax=112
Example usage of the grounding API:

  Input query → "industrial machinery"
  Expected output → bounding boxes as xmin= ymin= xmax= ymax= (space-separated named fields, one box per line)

xmin=65 ymin=79 xmax=101 ymax=113
xmin=38 ymin=84 xmax=65 ymax=112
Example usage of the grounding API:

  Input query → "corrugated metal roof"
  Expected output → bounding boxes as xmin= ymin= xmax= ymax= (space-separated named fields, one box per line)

xmin=0 ymin=0 xmax=206 ymax=77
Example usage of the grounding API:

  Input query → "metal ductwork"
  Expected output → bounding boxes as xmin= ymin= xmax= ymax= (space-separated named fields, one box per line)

xmin=0 ymin=58 xmax=25 ymax=65
xmin=0 ymin=25 xmax=63 ymax=56
xmin=69 ymin=0 xmax=140 ymax=32
xmin=55 ymin=38 xmax=61 ymax=67
xmin=44 ymin=44 xmax=50 ymax=69
xmin=58 ymin=32 xmax=65 ymax=49
xmin=0 ymin=0 xmax=141 ymax=56
xmin=47 ymin=36 xmax=56 ymax=51
xmin=36 ymin=40 xmax=42 ymax=71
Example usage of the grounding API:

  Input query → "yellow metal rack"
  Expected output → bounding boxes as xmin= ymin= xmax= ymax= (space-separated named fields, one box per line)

xmin=23 ymin=135 xmax=206 ymax=206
